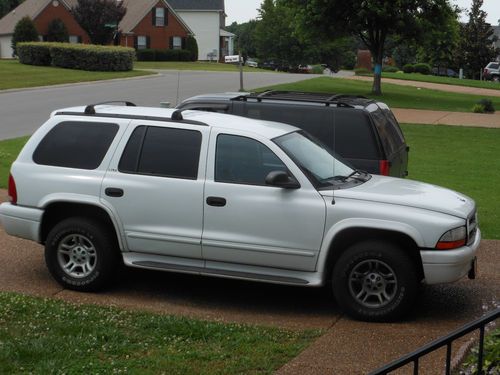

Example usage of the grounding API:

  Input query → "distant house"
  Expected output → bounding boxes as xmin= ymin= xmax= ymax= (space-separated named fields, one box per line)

xmin=493 ymin=25 xmax=500 ymax=60
xmin=168 ymin=0 xmax=234 ymax=61
xmin=0 ymin=0 xmax=233 ymax=60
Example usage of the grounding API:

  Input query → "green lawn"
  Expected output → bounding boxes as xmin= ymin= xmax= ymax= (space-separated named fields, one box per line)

xmin=0 ymin=292 xmax=319 ymax=374
xmin=0 ymin=60 xmax=153 ymax=90
xmin=134 ymin=60 xmax=270 ymax=72
xmin=1 ymin=124 xmax=499 ymax=239
xmin=381 ymin=72 xmax=500 ymax=91
xmin=258 ymin=76 xmax=500 ymax=112
xmin=401 ymin=124 xmax=500 ymax=239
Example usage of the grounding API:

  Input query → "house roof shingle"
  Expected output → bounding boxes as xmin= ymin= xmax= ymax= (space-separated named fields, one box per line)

xmin=0 ymin=0 xmax=196 ymax=36
xmin=167 ymin=0 xmax=224 ymax=11
xmin=0 ymin=0 xmax=52 ymax=36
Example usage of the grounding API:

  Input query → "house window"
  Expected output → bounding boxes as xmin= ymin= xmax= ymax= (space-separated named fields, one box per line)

xmin=154 ymin=7 xmax=166 ymax=27
xmin=69 ymin=35 xmax=80 ymax=44
xmin=172 ymin=36 xmax=182 ymax=50
xmin=137 ymin=36 xmax=147 ymax=50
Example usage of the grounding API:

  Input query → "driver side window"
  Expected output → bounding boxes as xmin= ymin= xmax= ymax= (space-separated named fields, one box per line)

xmin=215 ymin=134 xmax=287 ymax=186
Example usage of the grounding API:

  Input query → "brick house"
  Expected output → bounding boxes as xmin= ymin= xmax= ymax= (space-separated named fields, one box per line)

xmin=0 ymin=0 xmax=232 ymax=60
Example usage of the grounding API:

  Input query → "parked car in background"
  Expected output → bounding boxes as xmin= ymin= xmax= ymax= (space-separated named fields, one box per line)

xmin=483 ymin=62 xmax=500 ymax=82
xmin=432 ymin=67 xmax=459 ymax=78
xmin=245 ymin=59 xmax=259 ymax=68
xmin=177 ymin=91 xmax=409 ymax=177
xmin=0 ymin=103 xmax=480 ymax=322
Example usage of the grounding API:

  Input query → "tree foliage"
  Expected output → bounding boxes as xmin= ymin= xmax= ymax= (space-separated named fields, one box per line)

xmin=46 ymin=18 xmax=69 ymax=43
xmin=457 ymin=0 xmax=498 ymax=79
xmin=11 ymin=16 xmax=38 ymax=57
xmin=226 ymin=20 xmax=258 ymax=60
xmin=0 ymin=0 xmax=24 ymax=19
xmin=288 ymin=0 xmax=455 ymax=94
xmin=185 ymin=35 xmax=198 ymax=61
xmin=72 ymin=0 xmax=126 ymax=45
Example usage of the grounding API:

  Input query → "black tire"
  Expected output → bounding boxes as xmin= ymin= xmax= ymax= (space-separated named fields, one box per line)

xmin=332 ymin=241 xmax=418 ymax=322
xmin=45 ymin=217 xmax=119 ymax=292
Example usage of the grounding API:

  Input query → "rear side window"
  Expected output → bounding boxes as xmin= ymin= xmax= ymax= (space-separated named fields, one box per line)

xmin=371 ymin=109 xmax=405 ymax=156
xmin=33 ymin=121 xmax=118 ymax=169
xmin=489 ymin=63 xmax=499 ymax=69
xmin=235 ymin=103 xmax=380 ymax=159
xmin=119 ymin=126 xmax=202 ymax=179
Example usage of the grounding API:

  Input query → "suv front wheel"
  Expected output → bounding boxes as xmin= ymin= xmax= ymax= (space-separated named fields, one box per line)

xmin=332 ymin=240 xmax=419 ymax=322
xmin=45 ymin=217 xmax=118 ymax=292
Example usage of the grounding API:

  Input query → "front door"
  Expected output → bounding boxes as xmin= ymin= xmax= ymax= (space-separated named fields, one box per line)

xmin=202 ymin=130 xmax=326 ymax=272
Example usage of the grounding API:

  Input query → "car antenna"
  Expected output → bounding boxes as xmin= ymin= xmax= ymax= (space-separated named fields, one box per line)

xmin=331 ymin=106 xmax=336 ymax=205
xmin=175 ymin=70 xmax=181 ymax=106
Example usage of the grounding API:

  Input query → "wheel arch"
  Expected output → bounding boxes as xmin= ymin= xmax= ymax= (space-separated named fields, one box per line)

xmin=319 ymin=224 xmax=425 ymax=284
xmin=40 ymin=201 xmax=125 ymax=251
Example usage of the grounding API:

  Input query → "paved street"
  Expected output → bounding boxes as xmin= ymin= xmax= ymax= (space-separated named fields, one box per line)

xmin=0 ymin=70 xmax=318 ymax=140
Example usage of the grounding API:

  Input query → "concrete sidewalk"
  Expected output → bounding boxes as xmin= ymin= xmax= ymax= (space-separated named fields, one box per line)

xmin=393 ymin=108 xmax=500 ymax=128
xmin=349 ymin=75 xmax=500 ymax=97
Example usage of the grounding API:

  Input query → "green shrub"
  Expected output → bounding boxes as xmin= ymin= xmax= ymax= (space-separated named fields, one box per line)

xmin=136 ymin=48 xmax=156 ymax=61
xmin=383 ymin=66 xmax=399 ymax=73
xmin=177 ymin=49 xmax=192 ymax=61
xmin=461 ymin=328 xmax=499 ymax=374
xmin=477 ymin=98 xmax=495 ymax=113
xmin=46 ymin=19 xmax=69 ymax=42
xmin=185 ymin=35 xmax=198 ymax=61
xmin=414 ymin=63 xmax=431 ymax=75
xmin=403 ymin=64 xmax=415 ymax=73
xmin=49 ymin=43 xmax=135 ymax=71
xmin=11 ymin=16 xmax=39 ymax=57
xmin=312 ymin=65 xmax=325 ymax=74
xmin=472 ymin=104 xmax=486 ymax=113
xmin=17 ymin=42 xmax=52 ymax=66
xmin=354 ymin=67 xmax=371 ymax=76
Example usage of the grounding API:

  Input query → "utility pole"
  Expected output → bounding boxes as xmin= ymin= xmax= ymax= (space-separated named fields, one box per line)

xmin=239 ymin=50 xmax=244 ymax=92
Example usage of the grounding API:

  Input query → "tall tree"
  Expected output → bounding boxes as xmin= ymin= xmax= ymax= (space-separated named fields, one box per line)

xmin=288 ymin=0 xmax=454 ymax=95
xmin=226 ymin=20 xmax=259 ymax=60
xmin=254 ymin=0 xmax=310 ymax=68
xmin=72 ymin=0 xmax=126 ymax=45
xmin=458 ymin=0 xmax=498 ymax=79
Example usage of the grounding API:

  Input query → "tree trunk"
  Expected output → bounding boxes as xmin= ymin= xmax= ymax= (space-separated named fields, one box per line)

xmin=372 ymin=54 xmax=383 ymax=95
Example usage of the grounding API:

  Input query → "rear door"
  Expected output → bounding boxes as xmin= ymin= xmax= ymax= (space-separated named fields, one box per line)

xmin=101 ymin=121 xmax=209 ymax=260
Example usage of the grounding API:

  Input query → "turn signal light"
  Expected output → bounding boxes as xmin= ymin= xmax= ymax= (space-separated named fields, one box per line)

xmin=435 ymin=227 xmax=466 ymax=250
xmin=8 ymin=174 xmax=17 ymax=205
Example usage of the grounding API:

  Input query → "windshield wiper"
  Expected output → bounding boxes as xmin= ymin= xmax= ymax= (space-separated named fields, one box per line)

xmin=324 ymin=170 xmax=367 ymax=183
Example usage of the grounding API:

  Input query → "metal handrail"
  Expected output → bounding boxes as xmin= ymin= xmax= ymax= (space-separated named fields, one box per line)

xmin=369 ymin=307 xmax=500 ymax=375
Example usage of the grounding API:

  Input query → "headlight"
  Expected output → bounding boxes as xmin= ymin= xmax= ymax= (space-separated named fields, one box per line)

xmin=435 ymin=226 xmax=467 ymax=250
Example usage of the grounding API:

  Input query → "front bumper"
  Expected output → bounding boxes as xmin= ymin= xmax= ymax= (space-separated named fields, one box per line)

xmin=0 ymin=202 xmax=43 ymax=242
xmin=420 ymin=228 xmax=481 ymax=284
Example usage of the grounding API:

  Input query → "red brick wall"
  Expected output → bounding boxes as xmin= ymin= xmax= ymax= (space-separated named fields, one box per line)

xmin=34 ymin=1 xmax=89 ymax=43
xmin=127 ymin=0 xmax=188 ymax=49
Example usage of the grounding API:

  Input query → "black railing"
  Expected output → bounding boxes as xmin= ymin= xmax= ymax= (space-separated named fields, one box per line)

xmin=369 ymin=307 xmax=500 ymax=375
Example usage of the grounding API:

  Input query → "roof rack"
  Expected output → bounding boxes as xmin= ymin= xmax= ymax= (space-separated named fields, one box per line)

xmin=55 ymin=102 xmax=208 ymax=126
xmin=84 ymin=101 xmax=137 ymax=115
xmin=231 ymin=91 xmax=371 ymax=108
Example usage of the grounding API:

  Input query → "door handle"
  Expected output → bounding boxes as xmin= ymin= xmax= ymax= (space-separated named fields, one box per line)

xmin=206 ymin=196 xmax=226 ymax=207
xmin=105 ymin=187 xmax=124 ymax=197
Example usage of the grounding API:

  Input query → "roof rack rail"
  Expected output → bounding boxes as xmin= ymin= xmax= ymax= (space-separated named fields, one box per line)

xmin=232 ymin=91 xmax=362 ymax=108
xmin=84 ymin=101 xmax=136 ymax=115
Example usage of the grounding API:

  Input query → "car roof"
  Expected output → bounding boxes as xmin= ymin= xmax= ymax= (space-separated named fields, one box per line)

xmin=179 ymin=91 xmax=377 ymax=110
xmin=51 ymin=105 xmax=298 ymax=139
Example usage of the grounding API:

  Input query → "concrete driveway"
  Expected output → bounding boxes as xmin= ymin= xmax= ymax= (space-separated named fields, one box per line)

xmin=0 ymin=70 xmax=320 ymax=140
xmin=0 ymin=188 xmax=498 ymax=373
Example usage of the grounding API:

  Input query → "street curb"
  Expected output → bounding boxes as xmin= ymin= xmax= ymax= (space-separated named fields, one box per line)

xmin=0 ymin=71 xmax=160 ymax=95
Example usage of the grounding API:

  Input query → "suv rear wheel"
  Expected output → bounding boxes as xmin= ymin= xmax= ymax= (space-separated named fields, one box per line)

xmin=45 ymin=217 xmax=118 ymax=292
xmin=332 ymin=240 xmax=418 ymax=322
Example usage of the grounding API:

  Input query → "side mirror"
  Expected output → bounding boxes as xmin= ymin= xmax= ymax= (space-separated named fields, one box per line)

xmin=265 ymin=171 xmax=300 ymax=189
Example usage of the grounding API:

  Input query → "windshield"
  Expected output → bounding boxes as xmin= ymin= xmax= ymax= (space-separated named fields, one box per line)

xmin=274 ymin=131 xmax=355 ymax=188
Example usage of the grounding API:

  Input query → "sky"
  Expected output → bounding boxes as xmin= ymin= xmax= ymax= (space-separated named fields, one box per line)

xmin=225 ymin=0 xmax=500 ymax=26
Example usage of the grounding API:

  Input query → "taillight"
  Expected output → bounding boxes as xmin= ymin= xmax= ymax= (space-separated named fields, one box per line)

xmin=379 ymin=160 xmax=390 ymax=176
xmin=8 ymin=174 xmax=17 ymax=205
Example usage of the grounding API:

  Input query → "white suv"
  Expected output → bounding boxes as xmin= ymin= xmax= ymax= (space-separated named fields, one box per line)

xmin=0 ymin=103 xmax=480 ymax=321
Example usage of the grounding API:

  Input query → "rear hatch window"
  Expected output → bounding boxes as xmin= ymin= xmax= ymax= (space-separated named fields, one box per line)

xmin=369 ymin=105 xmax=405 ymax=156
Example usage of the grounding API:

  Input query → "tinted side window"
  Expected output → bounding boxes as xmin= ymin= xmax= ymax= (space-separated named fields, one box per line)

xmin=33 ymin=121 xmax=118 ymax=170
xmin=216 ymin=134 xmax=287 ymax=185
xmin=371 ymin=109 xmax=405 ymax=155
xmin=119 ymin=126 xmax=201 ymax=179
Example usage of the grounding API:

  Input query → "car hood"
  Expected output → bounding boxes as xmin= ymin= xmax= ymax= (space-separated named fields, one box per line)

xmin=320 ymin=175 xmax=475 ymax=219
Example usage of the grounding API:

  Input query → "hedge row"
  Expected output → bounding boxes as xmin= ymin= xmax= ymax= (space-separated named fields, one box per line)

xmin=17 ymin=42 xmax=135 ymax=71
xmin=136 ymin=48 xmax=193 ymax=62
xmin=402 ymin=63 xmax=432 ymax=75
